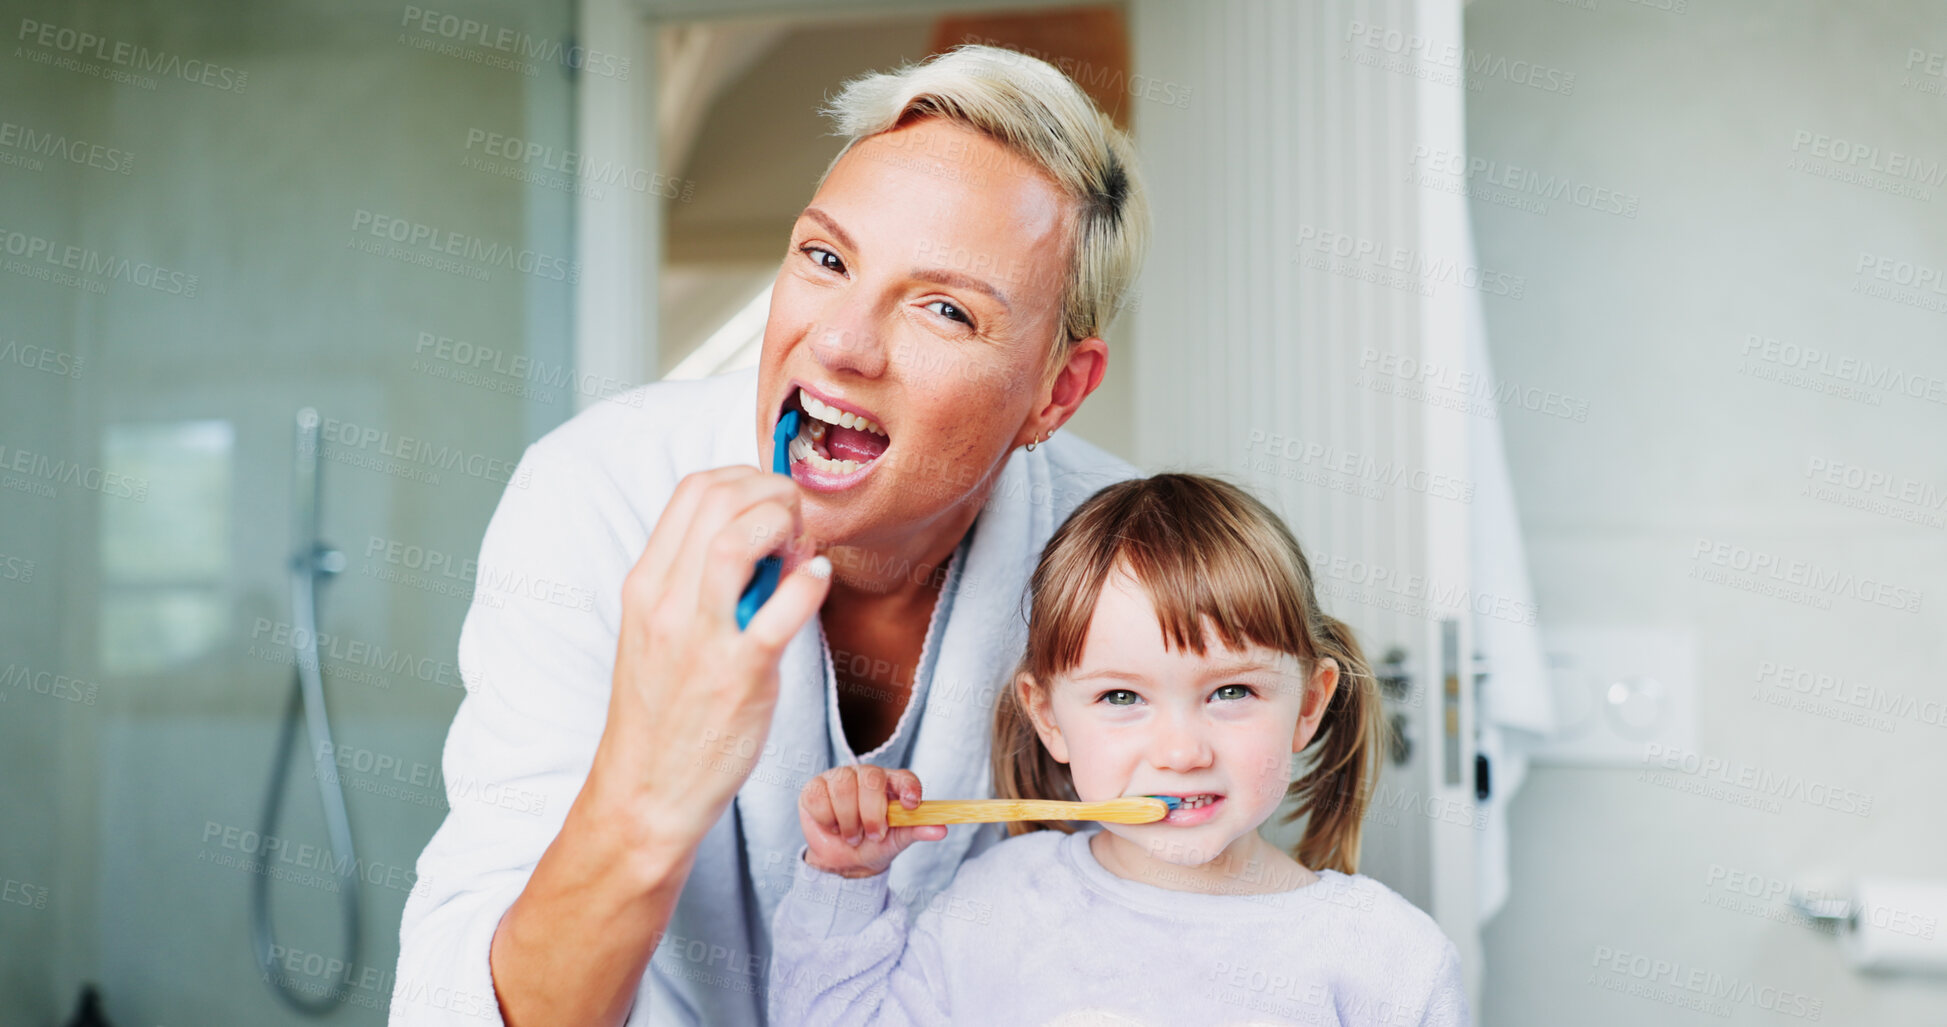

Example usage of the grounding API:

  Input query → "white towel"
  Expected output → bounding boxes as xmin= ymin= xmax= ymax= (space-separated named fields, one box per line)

xmin=1461 ymin=224 xmax=1557 ymax=926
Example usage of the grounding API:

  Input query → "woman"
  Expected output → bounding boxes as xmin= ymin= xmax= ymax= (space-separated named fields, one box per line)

xmin=394 ymin=45 xmax=1150 ymax=1027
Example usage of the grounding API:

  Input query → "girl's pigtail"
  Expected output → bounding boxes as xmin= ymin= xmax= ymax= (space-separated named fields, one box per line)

xmin=991 ymin=669 xmax=1081 ymax=839
xmin=1283 ymin=612 xmax=1385 ymax=876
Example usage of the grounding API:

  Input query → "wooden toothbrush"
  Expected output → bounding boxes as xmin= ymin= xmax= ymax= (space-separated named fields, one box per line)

xmin=886 ymin=796 xmax=1180 ymax=827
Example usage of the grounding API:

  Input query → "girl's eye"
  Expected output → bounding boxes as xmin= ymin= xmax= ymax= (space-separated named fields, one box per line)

xmin=802 ymin=245 xmax=845 ymax=274
xmin=1098 ymin=689 xmax=1140 ymax=706
xmin=923 ymin=299 xmax=973 ymax=327
xmin=1212 ymin=684 xmax=1255 ymax=702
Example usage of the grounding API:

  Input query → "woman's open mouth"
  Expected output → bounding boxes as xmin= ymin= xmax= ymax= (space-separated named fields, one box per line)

xmin=1157 ymin=793 xmax=1225 ymax=826
xmin=784 ymin=386 xmax=891 ymax=491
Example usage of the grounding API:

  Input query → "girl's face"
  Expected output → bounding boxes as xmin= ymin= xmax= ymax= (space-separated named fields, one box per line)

xmin=1022 ymin=569 xmax=1339 ymax=881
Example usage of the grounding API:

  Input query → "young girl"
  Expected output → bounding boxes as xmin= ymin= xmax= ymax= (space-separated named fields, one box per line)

xmin=769 ymin=474 xmax=1469 ymax=1026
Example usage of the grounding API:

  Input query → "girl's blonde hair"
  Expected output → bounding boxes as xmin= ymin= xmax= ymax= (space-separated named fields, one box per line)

xmin=818 ymin=44 xmax=1150 ymax=377
xmin=991 ymin=474 xmax=1384 ymax=875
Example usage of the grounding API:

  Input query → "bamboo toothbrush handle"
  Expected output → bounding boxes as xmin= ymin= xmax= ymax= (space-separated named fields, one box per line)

xmin=887 ymin=797 xmax=1169 ymax=827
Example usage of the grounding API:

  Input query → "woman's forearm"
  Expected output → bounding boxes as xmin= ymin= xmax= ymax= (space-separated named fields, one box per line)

xmin=489 ymin=776 xmax=699 ymax=1027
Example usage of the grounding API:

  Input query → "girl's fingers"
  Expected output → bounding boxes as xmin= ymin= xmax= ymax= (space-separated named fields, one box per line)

xmin=827 ymin=769 xmax=861 ymax=843
xmin=802 ymin=768 xmax=939 ymax=877
xmin=887 ymin=769 xmax=923 ymax=808
xmin=892 ymin=825 xmax=947 ymax=846
xmin=800 ymin=779 xmax=837 ymax=834
xmin=857 ymin=767 xmax=889 ymax=842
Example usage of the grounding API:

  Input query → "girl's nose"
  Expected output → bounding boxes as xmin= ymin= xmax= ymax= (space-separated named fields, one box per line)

xmin=1147 ymin=711 xmax=1215 ymax=771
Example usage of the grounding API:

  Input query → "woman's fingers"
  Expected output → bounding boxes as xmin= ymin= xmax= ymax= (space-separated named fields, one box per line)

xmin=656 ymin=469 xmax=801 ymax=619
xmin=744 ymin=553 xmax=832 ymax=652
xmin=599 ymin=465 xmax=820 ymax=850
xmin=699 ymin=498 xmax=800 ymax=624
xmin=630 ymin=466 xmax=747 ymax=594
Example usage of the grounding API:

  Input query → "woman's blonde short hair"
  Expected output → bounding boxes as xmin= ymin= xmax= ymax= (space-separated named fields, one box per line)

xmin=819 ymin=44 xmax=1150 ymax=364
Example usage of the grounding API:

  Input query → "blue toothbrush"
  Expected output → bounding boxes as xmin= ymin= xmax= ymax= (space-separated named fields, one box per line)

xmin=736 ymin=410 xmax=801 ymax=630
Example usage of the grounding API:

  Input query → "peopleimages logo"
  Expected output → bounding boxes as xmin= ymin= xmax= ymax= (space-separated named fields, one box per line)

xmin=0 ymin=120 xmax=133 ymax=174
xmin=348 ymin=209 xmax=579 ymax=284
xmin=0 ymin=227 xmax=198 ymax=296
xmin=463 ymin=130 xmax=689 ymax=199
xmin=1408 ymin=145 xmax=1640 ymax=218
xmin=1689 ymin=537 xmax=1923 ymax=613
xmin=14 ymin=17 xmax=249 ymax=92
xmin=0 ymin=443 xmax=148 ymax=500
xmin=399 ymin=5 xmax=630 ymax=81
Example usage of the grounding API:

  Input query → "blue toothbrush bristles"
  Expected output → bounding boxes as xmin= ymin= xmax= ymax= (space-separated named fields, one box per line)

xmin=1152 ymin=795 xmax=1182 ymax=810
xmin=773 ymin=409 xmax=800 ymax=472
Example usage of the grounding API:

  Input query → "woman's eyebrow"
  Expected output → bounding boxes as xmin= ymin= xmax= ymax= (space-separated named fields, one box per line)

xmin=910 ymin=267 xmax=1011 ymax=314
xmin=797 ymin=206 xmax=857 ymax=253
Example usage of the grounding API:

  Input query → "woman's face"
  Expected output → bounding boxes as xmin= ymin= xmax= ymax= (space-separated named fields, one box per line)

xmin=1025 ymin=569 xmax=1339 ymax=873
xmin=756 ymin=117 xmax=1104 ymax=550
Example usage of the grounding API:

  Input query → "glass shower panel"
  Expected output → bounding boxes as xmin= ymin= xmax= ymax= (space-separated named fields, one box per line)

xmin=0 ymin=1 xmax=580 ymax=1022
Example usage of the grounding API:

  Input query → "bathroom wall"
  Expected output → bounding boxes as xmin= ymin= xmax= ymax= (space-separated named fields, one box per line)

xmin=1465 ymin=0 xmax=1947 ymax=1023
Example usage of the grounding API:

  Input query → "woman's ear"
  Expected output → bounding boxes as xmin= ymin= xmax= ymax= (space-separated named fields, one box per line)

xmin=1291 ymin=657 xmax=1340 ymax=753
xmin=1025 ymin=336 xmax=1108 ymax=444
xmin=1017 ymin=674 xmax=1070 ymax=764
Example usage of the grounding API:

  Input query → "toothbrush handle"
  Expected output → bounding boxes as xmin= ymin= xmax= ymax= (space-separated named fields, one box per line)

xmin=737 ymin=410 xmax=801 ymax=631
xmin=736 ymin=555 xmax=782 ymax=631
xmin=887 ymin=798 xmax=1168 ymax=827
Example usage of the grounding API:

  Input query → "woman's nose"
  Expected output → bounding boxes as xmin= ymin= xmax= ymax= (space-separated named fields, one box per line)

xmin=806 ymin=305 xmax=888 ymax=378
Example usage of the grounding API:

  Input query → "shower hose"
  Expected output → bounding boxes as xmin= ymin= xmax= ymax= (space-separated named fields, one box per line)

xmin=251 ymin=409 xmax=360 ymax=1014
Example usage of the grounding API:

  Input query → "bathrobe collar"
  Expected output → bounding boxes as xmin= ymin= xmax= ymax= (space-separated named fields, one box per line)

xmin=721 ymin=389 xmax=1062 ymax=938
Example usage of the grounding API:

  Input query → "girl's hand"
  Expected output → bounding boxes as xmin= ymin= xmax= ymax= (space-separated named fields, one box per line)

xmin=799 ymin=766 xmax=948 ymax=879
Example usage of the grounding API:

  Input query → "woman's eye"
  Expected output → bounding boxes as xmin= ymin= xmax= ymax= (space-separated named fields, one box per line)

xmin=1099 ymin=689 xmax=1140 ymax=706
xmin=802 ymin=245 xmax=845 ymax=274
xmin=1213 ymin=684 xmax=1254 ymax=702
xmin=924 ymin=299 xmax=972 ymax=326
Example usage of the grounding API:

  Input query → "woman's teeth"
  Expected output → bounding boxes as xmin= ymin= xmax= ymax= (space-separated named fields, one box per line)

xmin=798 ymin=388 xmax=886 ymax=436
xmin=789 ymin=431 xmax=865 ymax=474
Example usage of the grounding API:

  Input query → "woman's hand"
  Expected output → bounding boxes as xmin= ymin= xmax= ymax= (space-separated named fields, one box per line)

xmin=590 ymin=465 xmax=833 ymax=860
xmin=799 ymin=766 xmax=948 ymax=878
xmin=490 ymin=465 xmax=829 ymax=1027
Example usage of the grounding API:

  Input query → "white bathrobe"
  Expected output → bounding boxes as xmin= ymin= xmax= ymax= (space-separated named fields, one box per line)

xmin=391 ymin=367 xmax=1137 ymax=1026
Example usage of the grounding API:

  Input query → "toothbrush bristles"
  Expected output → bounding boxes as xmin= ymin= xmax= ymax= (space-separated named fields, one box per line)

xmin=1151 ymin=795 xmax=1182 ymax=810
